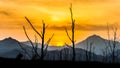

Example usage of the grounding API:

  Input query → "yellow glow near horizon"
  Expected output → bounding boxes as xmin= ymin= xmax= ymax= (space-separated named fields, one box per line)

xmin=56 ymin=42 xmax=64 ymax=47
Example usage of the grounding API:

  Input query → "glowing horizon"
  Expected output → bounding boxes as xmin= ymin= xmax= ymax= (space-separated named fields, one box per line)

xmin=0 ymin=0 xmax=120 ymax=46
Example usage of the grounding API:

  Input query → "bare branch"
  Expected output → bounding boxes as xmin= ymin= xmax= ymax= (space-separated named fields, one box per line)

xmin=106 ymin=23 xmax=113 ymax=54
xmin=65 ymin=43 xmax=73 ymax=48
xmin=34 ymin=35 xmax=41 ymax=58
xmin=42 ymin=20 xmax=49 ymax=29
xmin=34 ymin=35 xmax=38 ymax=50
xmin=65 ymin=28 xmax=72 ymax=42
xmin=23 ymin=26 xmax=41 ymax=58
xmin=23 ymin=26 xmax=35 ymax=52
xmin=43 ymin=34 xmax=54 ymax=57
xmin=45 ymin=25 xmax=49 ymax=29
xmin=45 ymin=34 xmax=54 ymax=47
xmin=25 ymin=17 xmax=42 ymax=38
xmin=17 ymin=41 xmax=32 ymax=59
xmin=70 ymin=4 xmax=74 ymax=23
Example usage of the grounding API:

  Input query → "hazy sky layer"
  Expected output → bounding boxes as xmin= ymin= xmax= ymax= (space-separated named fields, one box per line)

xmin=0 ymin=0 xmax=120 ymax=46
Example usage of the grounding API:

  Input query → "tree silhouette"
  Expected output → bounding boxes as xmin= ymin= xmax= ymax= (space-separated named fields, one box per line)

xmin=24 ymin=17 xmax=54 ymax=61
xmin=85 ymin=41 xmax=94 ymax=61
xmin=104 ymin=23 xmax=119 ymax=63
xmin=65 ymin=4 xmax=76 ymax=61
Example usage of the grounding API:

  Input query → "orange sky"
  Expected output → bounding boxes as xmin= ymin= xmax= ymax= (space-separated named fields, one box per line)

xmin=0 ymin=0 xmax=120 ymax=46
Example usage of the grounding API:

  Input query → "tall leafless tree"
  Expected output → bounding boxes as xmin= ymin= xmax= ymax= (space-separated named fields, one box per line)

xmin=106 ymin=23 xmax=118 ymax=63
xmin=65 ymin=4 xmax=76 ymax=61
xmin=24 ymin=17 xmax=54 ymax=61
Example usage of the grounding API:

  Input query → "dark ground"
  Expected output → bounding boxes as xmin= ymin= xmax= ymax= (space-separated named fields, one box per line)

xmin=0 ymin=57 xmax=119 ymax=67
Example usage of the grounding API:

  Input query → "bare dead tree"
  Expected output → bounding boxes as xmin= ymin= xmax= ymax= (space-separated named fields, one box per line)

xmin=24 ymin=17 xmax=54 ymax=61
xmin=101 ymin=23 xmax=112 ymax=63
xmin=111 ymin=26 xmax=117 ymax=63
xmin=86 ymin=40 xmax=89 ymax=61
xmin=17 ymin=42 xmax=32 ymax=59
xmin=31 ymin=35 xmax=39 ymax=60
xmin=101 ymin=46 xmax=109 ymax=63
xmin=65 ymin=4 xmax=76 ymax=61
xmin=106 ymin=23 xmax=118 ymax=63
xmin=85 ymin=40 xmax=94 ymax=61
xmin=23 ymin=26 xmax=40 ymax=60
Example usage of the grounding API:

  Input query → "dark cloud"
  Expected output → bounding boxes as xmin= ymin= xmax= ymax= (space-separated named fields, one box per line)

xmin=48 ymin=25 xmax=67 ymax=30
xmin=48 ymin=24 xmax=115 ymax=31
xmin=0 ymin=11 xmax=10 ymax=16
xmin=80 ymin=24 xmax=107 ymax=31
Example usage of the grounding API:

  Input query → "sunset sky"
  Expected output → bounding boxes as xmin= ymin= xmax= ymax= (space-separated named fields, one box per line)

xmin=0 ymin=0 xmax=120 ymax=46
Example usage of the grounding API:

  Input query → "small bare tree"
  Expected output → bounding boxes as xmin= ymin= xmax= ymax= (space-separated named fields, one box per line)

xmin=111 ymin=26 xmax=117 ymax=63
xmin=65 ymin=4 xmax=76 ymax=61
xmin=85 ymin=40 xmax=94 ymax=61
xmin=23 ymin=26 xmax=40 ymax=59
xmin=17 ymin=42 xmax=32 ymax=59
xmin=101 ymin=46 xmax=109 ymax=63
xmin=106 ymin=23 xmax=119 ymax=63
xmin=23 ymin=17 xmax=54 ymax=61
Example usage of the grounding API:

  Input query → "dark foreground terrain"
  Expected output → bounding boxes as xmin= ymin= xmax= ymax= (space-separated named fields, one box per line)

xmin=0 ymin=57 xmax=119 ymax=67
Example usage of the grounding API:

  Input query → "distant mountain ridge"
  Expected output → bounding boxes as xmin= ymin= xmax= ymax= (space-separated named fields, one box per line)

xmin=76 ymin=34 xmax=120 ymax=55
xmin=0 ymin=34 xmax=120 ymax=62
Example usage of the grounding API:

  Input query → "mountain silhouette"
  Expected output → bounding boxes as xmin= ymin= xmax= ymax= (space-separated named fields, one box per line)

xmin=76 ymin=34 xmax=120 ymax=55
